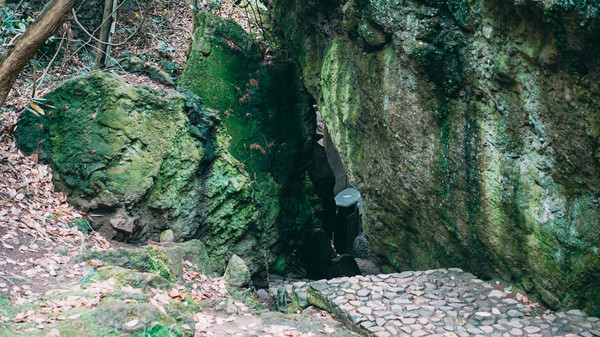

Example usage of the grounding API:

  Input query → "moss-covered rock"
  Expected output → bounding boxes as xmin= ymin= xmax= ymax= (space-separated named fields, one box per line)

xmin=270 ymin=0 xmax=600 ymax=315
xmin=76 ymin=240 xmax=212 ymax=281
xmin=97 ymin=265 xmax=172 ymax=290
xmin=179 ymin=12 xmax=322 ymax=279
xmin=15 ymin=72 xmax=276 ymax=285
xmin=223 ymin=254 xmax=252 ymax=289
xmin=15 ymin=72 xmax=217 ymax=242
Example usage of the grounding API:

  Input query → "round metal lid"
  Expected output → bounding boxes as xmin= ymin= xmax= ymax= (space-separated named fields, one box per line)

xmin=335 ymin=188 xmax=361 ymax=207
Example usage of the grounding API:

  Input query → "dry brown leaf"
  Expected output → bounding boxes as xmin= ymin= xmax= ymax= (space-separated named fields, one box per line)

xmin=29 ymin=102 xmax=45 ymax=116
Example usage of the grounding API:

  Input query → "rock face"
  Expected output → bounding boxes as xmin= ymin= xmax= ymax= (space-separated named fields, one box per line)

xmin=15 ymin=72 xmax=268 ymax=285
xmin=179 ymin=12 xmax=330 ymax=277
xmin=269 ymin=0 xmax=600 ymax=314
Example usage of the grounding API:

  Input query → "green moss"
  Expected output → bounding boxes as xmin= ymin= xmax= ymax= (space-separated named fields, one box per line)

xmin=14 ymin=72 xmax=218 ymax=242
xmin=271 ymin=255 xmax=286 ymax=275
xmin=147 ymin=248 xmax=174 ymax=281
xmin=180 ymin=12 xmax=317 ymax=278
xmin=135 ymin=323 xmax=188 ymax=337
xmin=306 ymin=287 xmax=329 ymax=311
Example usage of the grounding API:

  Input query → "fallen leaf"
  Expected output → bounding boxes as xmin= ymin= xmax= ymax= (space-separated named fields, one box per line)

xmin=29 ymin=102 xmax=45 ymax=116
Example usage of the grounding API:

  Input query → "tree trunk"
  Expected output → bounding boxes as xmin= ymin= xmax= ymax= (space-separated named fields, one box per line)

xmin=186 ymin=0 xmax=199 ymax=56
xmin=93 ymin=0 xmax=113 ymax=69
xmin=0 ymin=0 xmax=79 ymax=107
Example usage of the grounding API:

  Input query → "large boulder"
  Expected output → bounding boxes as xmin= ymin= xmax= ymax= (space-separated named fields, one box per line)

xmin=269 ymin=0 xmax=600 ymax=314
xmin=15 ymin=72 xmax=267 ymax=285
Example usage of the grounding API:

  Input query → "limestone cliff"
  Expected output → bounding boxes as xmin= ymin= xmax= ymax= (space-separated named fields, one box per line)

xmin=269 ymin=0 xmax=600 ymax=314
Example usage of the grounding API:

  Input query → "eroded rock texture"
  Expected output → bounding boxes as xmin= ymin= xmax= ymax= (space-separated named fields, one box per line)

xmin=15 ymin=72 xmax=268 ymax=285
xmin=269 ymin=0 xmax=600 ymax=314
xmin=179 ymin=12 xmax=335 ymax=278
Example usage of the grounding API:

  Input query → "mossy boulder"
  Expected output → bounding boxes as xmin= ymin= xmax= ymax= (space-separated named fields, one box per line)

xmin=15 ymin=72 xmax=218 ymax=242
xmin=76 ymin=240 xmax=212 ymax=281
xmin=179 ymin=12 xmax=321 ymax=278
xmin=97 ymin=265 xmax=172 ymax=290
xmin=270 ymin=0 xmax=600 ymax=315
xmin=15 ymin=73 xmax=273 ymax=285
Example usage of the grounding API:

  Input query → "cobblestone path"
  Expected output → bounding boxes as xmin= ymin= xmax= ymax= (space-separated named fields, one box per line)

xmin=272 ymin=269 xmax=600 ymax=337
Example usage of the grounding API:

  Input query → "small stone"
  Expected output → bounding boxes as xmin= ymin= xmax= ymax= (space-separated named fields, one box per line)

xmin=481 ymin=326 xmax=494 ymax=333
xmin=393 ymin=297 xmax=412 ymax=304
xmin=358 ymin=289 xmax=370 ymax=297
xmin=524 ymin=326 xmax=541 ymax=334
xmin=346 ymin=310 xmax=361 ymax=323
xmin=225 ymin=299 xmax=237 ymax=314
xmin=567 ymin=309 xmax=586 ymax=317
xmin=507 ymin=310 xmax=523 ymax=318
xmin=401 ymin=317 xmax=416 ymax=325
xmin=507 ymin=321 xmax=523 ymax=328
xmin=358 ymin=307 xmax=372 ymax=315
xmin=467 ymin=327 xmax=484 ymax=334
xmin=256 ymin=289 xmax=270 ymax=300
xmin=53 ymin=245 xmax=68 ymax=256
xmin=159 ymin=229 xmax=174 ymax=243
xmin=373 ymin=331 xmax=391 ymax=337
xmin=412 ymin=330 xmax=428 ymax=337
xmin=376 ymin=317 xmax=386 ymax=326
xmin=333 ymin=296 xmax=347 ymax=306
xmin=509 ymin=328 xmax=523 ymax=336
xmin=360 ymin=321 xmax=374 ymax=329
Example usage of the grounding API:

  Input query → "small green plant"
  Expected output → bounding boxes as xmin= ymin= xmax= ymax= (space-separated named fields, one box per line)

xmin=69 ymin=218 xmax=92 ymax=234
xmin=0 ymin=6 xmax=28 ymax=44
xmin=147 ymin=248 xmax=174 ymax=281
xmin=208 ymin=0 xmax=223 ymax=10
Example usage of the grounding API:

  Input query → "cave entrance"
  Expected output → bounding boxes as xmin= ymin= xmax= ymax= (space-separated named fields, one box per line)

xmin=300 ymin=109 xmax=378 ymax=279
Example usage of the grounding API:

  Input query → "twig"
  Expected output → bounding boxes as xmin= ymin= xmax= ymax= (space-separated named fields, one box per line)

xmin=34 ymin=31 xmax=67 ymax=91
xmin=70 ymin=0 xmax=147 ymax=48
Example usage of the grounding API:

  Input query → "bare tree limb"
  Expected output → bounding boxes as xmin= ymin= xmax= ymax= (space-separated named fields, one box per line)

xmin=0 ymin=0 xmax=79 ymax=107
xmin=70 ymin=0 xmax=147 ymax=48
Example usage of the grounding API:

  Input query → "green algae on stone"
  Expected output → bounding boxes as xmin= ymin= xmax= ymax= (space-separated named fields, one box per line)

xmin=76 ymin=240 xmax=213 ymax=280
xmin=14 ymin=72 xmax=217 ymax=243
xmin=179 ymin=12 xmax=319 ymax=278
xmin=97 ymin=265 xmax=172 ymax=290
xmin=269 ymin=0 xmax=600 ymax=315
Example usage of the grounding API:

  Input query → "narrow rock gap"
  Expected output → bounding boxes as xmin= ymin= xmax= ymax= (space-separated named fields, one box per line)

xmin=294 ymin=106 xmax=381 ymax=284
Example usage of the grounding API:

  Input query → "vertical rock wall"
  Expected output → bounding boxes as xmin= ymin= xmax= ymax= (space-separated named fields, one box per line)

xmin=179 ymin=12 xmax=323 ymax=279
xmin=269 ymin=0 xmax=600 ymax=314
